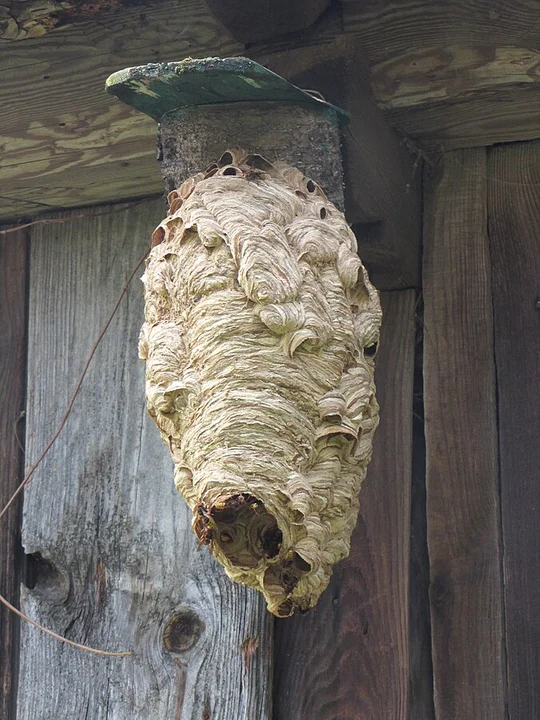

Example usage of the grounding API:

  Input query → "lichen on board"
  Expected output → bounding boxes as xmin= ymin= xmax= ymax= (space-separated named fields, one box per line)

xmin=139 ymin=150 xmax=382 ymax=616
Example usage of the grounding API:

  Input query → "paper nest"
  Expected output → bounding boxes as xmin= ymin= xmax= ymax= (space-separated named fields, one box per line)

xmin=139 ymin=150 xmax=382 ymax=616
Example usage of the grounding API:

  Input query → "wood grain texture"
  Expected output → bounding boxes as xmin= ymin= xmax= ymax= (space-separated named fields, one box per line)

xmin=343 ymin=1 xmax=540 ymax=150
xmin=343 ymin=0 xmax=540 ymax=65
xmin=18 ymin=199 xmax=272 ymax=719
xmin=274 ymin=290 xmax=416 ymax=719
xmin=0 ymin=0 xmax=241 ymax=219
xmin=382 ymin=84 xmax=540 ymax=152
xmin=371 ymin=45 xmax=540 ymax=150
xmin=0 ymin=227 xmax=28 ymax=720
xmin=488 ymin=141 xmax=540 ymax=720
xmin=423 ymin=149 xmax=505 ymax=718
xmin=2 ymin=0 xmax=540 ymax=219
xmin=0 ymin=0 xmax=540 ymax=219
xmin=373 ymin=47 xmax=540 ymax=111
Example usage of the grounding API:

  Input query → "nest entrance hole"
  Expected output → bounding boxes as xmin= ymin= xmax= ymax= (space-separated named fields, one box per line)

xmin=195 ymin=493 xmax=283 ymax=568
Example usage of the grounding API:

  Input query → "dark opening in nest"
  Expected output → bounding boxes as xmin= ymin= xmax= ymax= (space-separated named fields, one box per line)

xmin=194 ymin=493 xmax=283 ymax=568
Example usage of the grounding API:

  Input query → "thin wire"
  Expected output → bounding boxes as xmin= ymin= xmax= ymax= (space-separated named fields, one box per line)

xmin=0 ymin=197 xmax=159 ymax=236
xmin=0 ymin=246 xmax=149 ymax=522
xmin=0 ymin=245 xmax=150 ymax=656
xmin=0 ymin=595 xmax=131 ymax=657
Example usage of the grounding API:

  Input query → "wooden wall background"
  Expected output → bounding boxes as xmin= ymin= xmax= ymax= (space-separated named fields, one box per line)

xmin=0 ymin=141 xmax=539 ymax=718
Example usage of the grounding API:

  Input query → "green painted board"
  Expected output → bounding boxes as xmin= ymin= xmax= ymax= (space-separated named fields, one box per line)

xmin=106 ymin=57 xmax=348 ymax=123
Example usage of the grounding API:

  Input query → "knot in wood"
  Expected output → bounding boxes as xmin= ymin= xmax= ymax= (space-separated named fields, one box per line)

xmin=163 ymin=608 xmax=204 ymax=653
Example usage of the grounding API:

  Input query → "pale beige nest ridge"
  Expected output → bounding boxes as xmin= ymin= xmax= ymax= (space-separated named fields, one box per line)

xmin=139 ymin=150 xmax=382 ymax=617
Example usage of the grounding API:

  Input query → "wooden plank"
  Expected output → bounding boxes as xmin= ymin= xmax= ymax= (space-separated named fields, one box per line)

xmin=373 ymin=47 xmax=540 ymax=111
xmin=371 ymin=45 xmax=540 ymax=150
xmin=0 ymin=226 xmax=28 ymax=720
xmin=343 ymin=0 xmax=540 ymax=66
xmin=274 ymin=290 xmax=416 ymax=719
xmin=0 ymin=140 xmax=164 ymax=216
xmin=382 ymin=83 xmax=540 ymax=153
xmin=2 ymin=0 xmax=540 ymax=219
xmin=423 ymin=149 xmax=505 ymax=718
xmin=18 ymin=200 xmax=272 ymax=719
xmin=488 ymin=141 xmax=540 ymax=719
xmin=0 ymin=195 xmax=57 ymax=219
xmin=0 ymin=0 xmax=241 ymax=219
xmin=343 ymin=1 xmax=540 ymax=150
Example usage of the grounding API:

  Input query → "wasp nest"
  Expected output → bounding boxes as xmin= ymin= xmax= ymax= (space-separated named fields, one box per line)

xmin=139 ymin=150 xmax=382 ymax=617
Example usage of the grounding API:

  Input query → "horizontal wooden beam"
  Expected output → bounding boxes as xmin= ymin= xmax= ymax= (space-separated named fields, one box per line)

xmin=0 ymin=0 xmax=241 ymax=218
xmin=1 ymin=0 xmax=539 ymax=226
xmin=372 ymin=46 xmax=540 ymax=150
xmin=342 ymin=0 xmax=540 ymax=65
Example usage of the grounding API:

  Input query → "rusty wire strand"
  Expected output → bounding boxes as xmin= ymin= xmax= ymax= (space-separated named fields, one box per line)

xmin=0 ymin=244 xmax=150 ymax=657
xmin=0 ymin=197 xmax=159 ymax=236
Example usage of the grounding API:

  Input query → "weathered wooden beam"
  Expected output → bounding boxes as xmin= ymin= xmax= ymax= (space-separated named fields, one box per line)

xmin=488 ymin=140 xmax=540 ymax=719
xmin=372 ymin=46 xmax=540 ymax=150
xmin=0 ymin=225 xmax=28 ymax=720
xmin=19 ymin=200 xmax=273 ymax=718
xmin=1 ymin=1 xmax=540 ymax=220
xmin=0 ymin=0 xmax=242 ymax=217
xmin=258 ymin=38 xmax=422 ymax=290
xmin=202 ymin=0 xmax=331 ymax=44
xmin=274 ymin=290 xmax=416 ymax=718
xmin=343 ymin=0 xmax=540 ymax=150
xmin=423 ymin=149 xmax=505 ymax=718
xmin=343 ymin=0 xmax=540 ymax=64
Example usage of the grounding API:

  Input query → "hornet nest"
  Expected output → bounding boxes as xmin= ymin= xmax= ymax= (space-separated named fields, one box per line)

xmin=139 ymin=149 xmax=382 ymax=617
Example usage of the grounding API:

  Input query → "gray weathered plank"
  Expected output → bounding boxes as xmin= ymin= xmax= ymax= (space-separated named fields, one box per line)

xmin=488 ymin=140 xmax=540 ymax=720
xmin=18 ymin=199 xmax=272 ymax=719
xmin=0 ymin=226 xmax=28 ymax=720
xmin=423 ymin=149 xmax=505 ymax=718
xmin=274 ymin=290 xmax=416 ymax=719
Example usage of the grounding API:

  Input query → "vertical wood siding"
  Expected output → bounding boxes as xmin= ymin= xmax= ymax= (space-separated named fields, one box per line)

xmin=0 ymin=227 xmax=28 ymax=720
xmin=18 ymin=201 xmax=272 ymax=719
xmin=273 ymin=290 xmax=417 ymax=719
xmin=488 ymin=141 xmax=540 ymax=720
xmin=1 ymin=140 xmax=538 ymax=717
xmin=423 ymin=150 xmax=505 ymax=718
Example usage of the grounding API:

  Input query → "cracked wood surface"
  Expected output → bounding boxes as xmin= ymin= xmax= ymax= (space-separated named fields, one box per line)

xmin=18 ymin=198 xmax=272 ymax=719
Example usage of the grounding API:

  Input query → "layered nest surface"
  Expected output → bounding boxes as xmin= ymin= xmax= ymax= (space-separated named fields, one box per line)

xmin=139 ymin=150 xmax=382 ymax=616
